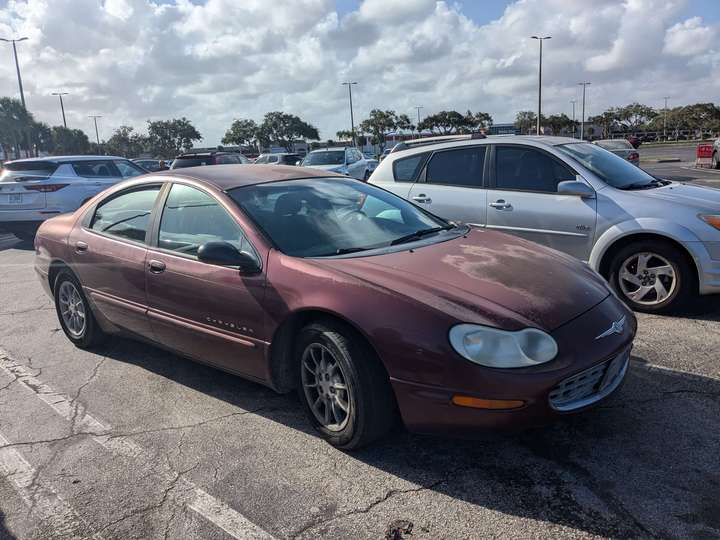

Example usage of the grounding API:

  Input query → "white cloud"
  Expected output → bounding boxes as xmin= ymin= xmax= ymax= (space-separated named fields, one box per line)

xmin=0 ymin=0 xmax=718 ymax=146
xmin=664 ymin=16 xmax=716 ymax=56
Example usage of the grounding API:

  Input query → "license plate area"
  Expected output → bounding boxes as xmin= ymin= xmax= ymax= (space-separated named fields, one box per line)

xmin=9 ymin=194 xmax=22 ymax=204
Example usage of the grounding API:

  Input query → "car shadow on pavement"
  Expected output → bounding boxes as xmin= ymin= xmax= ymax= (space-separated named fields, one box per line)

xmin=0 ymin=235 xmax=33 ymax=252
xmin=97 ymin=339 xmax=719 ymax=538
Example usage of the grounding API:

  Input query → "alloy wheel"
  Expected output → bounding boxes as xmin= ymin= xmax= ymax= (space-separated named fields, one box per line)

xmin=618 ymin=252 xmax=676 ymax=306
xmin=301 ymin=343 xmax=352 ymax=432
xmin=58 ymin=281 xmax=86 ymax=338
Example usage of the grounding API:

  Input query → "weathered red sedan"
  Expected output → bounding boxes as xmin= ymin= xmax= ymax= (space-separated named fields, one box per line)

xmin=34 ymin=165 xmax=635 ymax=448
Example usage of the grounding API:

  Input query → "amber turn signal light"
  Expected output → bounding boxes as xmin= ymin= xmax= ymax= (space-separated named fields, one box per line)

xmin=451 ymin=395 xmax=525 ymax=410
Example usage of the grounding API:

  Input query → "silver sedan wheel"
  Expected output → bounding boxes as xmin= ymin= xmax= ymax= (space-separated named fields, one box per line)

xmin=301 ymin=343 xmax=351 ymax=432
xmin=58 ymin=281 xmax=86 ymax=338
xmin=618 ymin=252 xmax=676 ymax=306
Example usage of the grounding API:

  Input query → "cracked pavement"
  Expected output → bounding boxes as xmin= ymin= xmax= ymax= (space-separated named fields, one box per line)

xmin=0 ymin=238 xmax=719 ymax=539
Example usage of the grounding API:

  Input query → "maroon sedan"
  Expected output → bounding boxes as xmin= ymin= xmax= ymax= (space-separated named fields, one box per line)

xmin=34 ymin=165 xmax=635 ymax=448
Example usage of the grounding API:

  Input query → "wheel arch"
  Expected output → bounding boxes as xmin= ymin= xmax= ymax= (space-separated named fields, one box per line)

xmin=47 ymin=259 xmax=73 ymax=293
xmin=594 ymin=231 xmax=699 ymax=288
xmin=266 ymin=308 xmax=389 ymax=394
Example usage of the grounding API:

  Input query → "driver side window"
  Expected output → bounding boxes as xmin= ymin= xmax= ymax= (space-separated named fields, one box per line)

xmin=158 ymin=184 xmax=257 ymax=260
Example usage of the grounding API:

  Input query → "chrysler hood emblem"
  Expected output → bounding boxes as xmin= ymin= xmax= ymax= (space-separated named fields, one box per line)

xmin=595 ymin=315 xmax=626 ymax=340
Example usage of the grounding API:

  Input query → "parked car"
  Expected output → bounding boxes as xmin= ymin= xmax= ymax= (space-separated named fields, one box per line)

xmin=712 ymin=138 xmax=720 ymax=169
xmin=254 ymin=153 xmax=302 ymax=166
xmin=370 ymin=135 xmax=720 ymax=313
xmin=593 ymin=139 xmax=640 ymax=166
xmin=34 ymin=165 xmax=635 ymax=448
xmin=302 ymin=147 xmax=370 ymax=180
xmin=379 ymin=148 xmax=392 ymax=161
xmin=0 ymin=155 xmax=147 ymax=240
xmin=170 ymin=151 xmax=250 ymax=169
xmin=132 ymin=159 xmax=168 ymax=172
xmin=626 ymin=135 xmax=641 ymax=149
xmin=363 ymin=153 xmax=379 ymax=174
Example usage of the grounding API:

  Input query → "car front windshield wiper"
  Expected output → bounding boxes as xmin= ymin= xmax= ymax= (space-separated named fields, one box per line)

xmin=390 ymin=225 xmax=454 ymax=246
xmin=621 ymin=178 xmax=669 ymax=190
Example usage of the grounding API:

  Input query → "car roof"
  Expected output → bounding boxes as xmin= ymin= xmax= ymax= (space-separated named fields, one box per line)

xmin=386 ymin=135 xmax=581 ymax=158
xmin=6 ymin=155 xmax=127 ymax=164
xmin=308 ymin=147 xmax=347 ymax=153
xmin=152 ymin=164 xmax=339 ymax=190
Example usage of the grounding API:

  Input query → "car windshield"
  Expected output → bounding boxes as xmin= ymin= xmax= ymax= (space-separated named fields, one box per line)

xmin=172 ymin=157 xmax=211 ymax=168
xmin=557 ymin=142 xmax=656 ymax=189
xmin=228 ymin=178 xmax=451 ymax=257
xmin=304 ymin=151 xmax=345 ymax=166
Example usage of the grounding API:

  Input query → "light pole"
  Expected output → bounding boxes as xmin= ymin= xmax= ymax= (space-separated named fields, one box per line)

xmin=578 ymin=82 xmax=591 ymax=140
xmin=663 ymin=96 xmax=670 ymax=141
xmin=0 ymin=37 xmax=28 ymax=109
xmin=415 ymin=106 xmax=423 ymax=135
xmin=341 ymin=82 xmax=357 ymax=147
xmin=52 ymin=92 xmax=69 ymax=128
xmin=89 ymin=115 xmax=102 ymax=150
xmin=570 ymin=99 xmax=577 ymax=138
xmin=531 ymin=35 xmax=551 ymax=135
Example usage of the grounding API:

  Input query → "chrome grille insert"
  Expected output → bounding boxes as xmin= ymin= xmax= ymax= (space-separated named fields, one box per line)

xmin=549 ymin=351 xmax=629 ymax=412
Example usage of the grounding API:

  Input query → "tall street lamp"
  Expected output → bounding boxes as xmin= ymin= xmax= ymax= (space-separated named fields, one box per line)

xmin=415 ymin=106 xmax=423 ymax=135
xmin=0 ymin=37 xmax=28 ymax=109
xmin=578 ymin=82 xmax=591 ymax=140
xmin=341 ymin=82 xmax=357 ymax=147
xmin=663 ymin=96 xmax=670 ymax=141
xmin=531 ymin=35 xmax=551 ymax=135
xmin=52 ymin=92 xmax=69 ymax=128
xmin=570 ymin=99 xmax=576 ymax=138
xmin=89 ymin=115 xmax=102 ymax=149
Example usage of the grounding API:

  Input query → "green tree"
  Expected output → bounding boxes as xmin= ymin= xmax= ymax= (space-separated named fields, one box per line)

xmin=464 ymin=110 xmax=493 ymax=131
xmin=51 ymin=126 xmax=91 ymax=155
xmin=0 ymin=97 xmax=34 ymax=159
xmin=417 ymin=110 xmax=468 ymax=134
xmin=514 ymin=111 xmax=537 ymax=134
xmin=588 ymin=109 xmax=620 ymax=138
xmin=335 ymin=129 xmax=354 ymax=141
xmin=257 ymin=112 xmax=319 ymax=152
xmin=147 ymin=117 xmax=202 ymax=158
xmin=615 ymin=103 xmax=657 ymax=132
xmin=222 ymin=119 xmax=259 ymax=149
xmin=105 ymin=126 xmax=151 ymax=157
xmin=29 ymin=121 xmax=53 ymax=154
xmin=358 ymin=109 xmax=400 ymax=150
xmin=395 ymin=114 xmax=415 ymax=132
xmin=544 ymin=113 xmax=574 ymax=136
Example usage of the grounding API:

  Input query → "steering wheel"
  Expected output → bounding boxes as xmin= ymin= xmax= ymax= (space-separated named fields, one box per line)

xmin=339 ymin=209 xmax=367 ymax=223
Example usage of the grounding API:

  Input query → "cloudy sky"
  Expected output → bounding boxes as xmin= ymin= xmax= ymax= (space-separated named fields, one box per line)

xmin=1 ymin=0 xmax=718 ymax=145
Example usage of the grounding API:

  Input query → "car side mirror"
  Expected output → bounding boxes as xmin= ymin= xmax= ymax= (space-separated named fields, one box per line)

xmin=197 ymin=241 xmax=261 ymax=274
xmin=557 ymin=179 xmax=595 ymax=198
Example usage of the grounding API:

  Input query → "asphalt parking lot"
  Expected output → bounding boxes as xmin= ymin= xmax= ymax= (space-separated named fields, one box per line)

xmin=0 ymin=154 xmax=719 ymax=540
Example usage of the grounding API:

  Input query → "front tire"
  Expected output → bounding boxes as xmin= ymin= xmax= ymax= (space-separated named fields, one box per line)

xmin=296 ymin=321 xmax=396 ymax=449
xmin=608 ymin=240 xmax=695 ymax=314
xmin=54 ymin=270 xmax=107 ymax=348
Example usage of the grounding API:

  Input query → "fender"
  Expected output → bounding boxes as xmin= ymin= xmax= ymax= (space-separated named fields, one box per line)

xmin=589 ymin=217 xmax=703 ymax=271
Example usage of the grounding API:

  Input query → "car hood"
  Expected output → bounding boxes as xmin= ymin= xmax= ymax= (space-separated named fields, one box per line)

xmin=313 ymin=229 xmax=610 ymax=332
xmin=635 ymin=182 xmax=720 ymax=210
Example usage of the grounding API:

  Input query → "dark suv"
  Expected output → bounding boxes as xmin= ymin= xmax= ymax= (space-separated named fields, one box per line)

xmin=170 ymin=152 xmax=250 ymax=169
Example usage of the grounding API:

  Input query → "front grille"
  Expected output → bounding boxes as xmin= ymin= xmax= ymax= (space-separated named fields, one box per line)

xmin=549 ymin=351 xmax=629 ymax=412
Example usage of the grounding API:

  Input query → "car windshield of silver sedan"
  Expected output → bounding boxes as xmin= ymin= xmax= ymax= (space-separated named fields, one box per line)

xmin=229 ymin=178 xmax=456 ymax=257
xmin=557 ymin=142 xmax=667 ymax=190
xmin=304 ymin=151 xmax=345 ymax=166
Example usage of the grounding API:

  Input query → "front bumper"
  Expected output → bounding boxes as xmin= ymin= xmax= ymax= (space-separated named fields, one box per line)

xmin=687 ymin=241 xmax=720 ymax=295
xmin=390 ymin=295 xmax=636 ymax=436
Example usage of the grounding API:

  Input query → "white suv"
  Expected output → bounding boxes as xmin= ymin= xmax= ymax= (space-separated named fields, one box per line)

xmin=0 ymin=155 xmax=146 ymax=240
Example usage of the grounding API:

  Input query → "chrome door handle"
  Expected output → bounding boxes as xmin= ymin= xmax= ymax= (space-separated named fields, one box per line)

xmin=412 ymin=194 xmax=432 ymax=204
xmin=148 ymin=259 xmax=166 ymax=273
xmin=489 ymin=200 xmax=512 ymax=210
xmin=75 ymin=241 xmax=88 ymax=253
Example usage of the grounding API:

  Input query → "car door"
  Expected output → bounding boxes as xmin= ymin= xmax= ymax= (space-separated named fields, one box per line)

xmin=407 ymin=145 xmax=488 ymax=227
xmin=145 ymin=182 xmax=268 ymax=380
xmin=68 ymin=184 xmax=162 ymax=339
xmin=485 ymin=144 xmax=597 ymax=260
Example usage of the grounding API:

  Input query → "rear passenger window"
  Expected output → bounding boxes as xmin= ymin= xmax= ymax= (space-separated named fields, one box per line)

xmin=495 ymin=146 xmax=575 ymax=193
xmin=72 ymin=161 xmax=117 ymax=177
xmin=393 ymin=153 xmax=428 ymax=182
xmin=90 ymin=186 xmax=161 ymax=243
xmin=426 ymin=147 xmax=486 ymax=187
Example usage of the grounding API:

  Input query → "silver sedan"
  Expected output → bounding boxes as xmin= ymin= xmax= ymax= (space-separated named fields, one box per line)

xmin=593 ymin=139 xmax=640 ymax=166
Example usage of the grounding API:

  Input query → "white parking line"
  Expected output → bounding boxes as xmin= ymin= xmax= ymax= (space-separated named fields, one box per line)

xmin=680 ymin=166 xmax=720 ymax=176
xmin=0 ymin=350 xmax=276 ymax=540
xmin=0 ymin=430 xmax=98 ymax=539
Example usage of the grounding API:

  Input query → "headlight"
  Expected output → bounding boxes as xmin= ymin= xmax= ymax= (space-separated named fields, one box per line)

xmin=449 ymin=324 xmax=558 ymax=368
xmin=699 ymin=214 xmax=720 ymax=231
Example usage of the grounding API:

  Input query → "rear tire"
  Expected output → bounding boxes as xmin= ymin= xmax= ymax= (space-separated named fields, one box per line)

xmin=608 ymin=240 xmax=695 ymax=314
xmin=296 ymin=321 xmax=396 ymax=449
xmin=53 ymin=270 xmax=107 ymax=348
